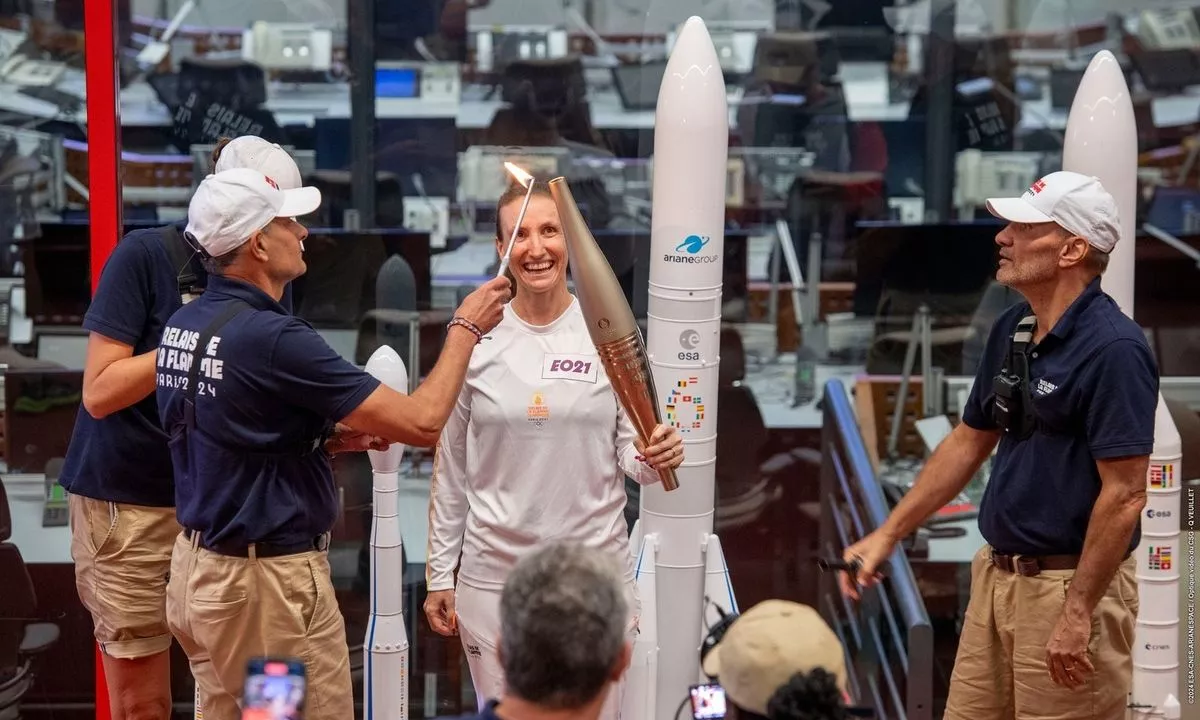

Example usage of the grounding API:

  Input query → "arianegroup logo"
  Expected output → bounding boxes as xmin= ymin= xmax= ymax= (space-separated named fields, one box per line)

xmin=527 ymin=391 xmax=550 ymax=428
xmin=665 ymin=234 xmax=719 ymax=265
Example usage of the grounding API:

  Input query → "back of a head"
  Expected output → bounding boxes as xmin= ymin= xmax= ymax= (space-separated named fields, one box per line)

xmin=212 ymin=135 xmax=303 ymax=190
xmin=499 ymin=542 xmax=628 ymax=710
xmin=762 ymin=669 xmax=848 ymax=720
xmin=704 ymin=600 xmax=850 ymax=720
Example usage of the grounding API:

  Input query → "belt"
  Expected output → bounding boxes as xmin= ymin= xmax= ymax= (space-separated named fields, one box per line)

xmin=990 ymin=551 xmax=1079 ymax=576
xmin=183 ymin=528 xmax=330 ymax=559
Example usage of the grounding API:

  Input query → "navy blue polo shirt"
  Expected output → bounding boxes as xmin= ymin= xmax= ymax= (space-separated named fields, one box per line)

xmin=156 ymin=275 xmax=380 ymax=548
xmin=962 ymin=277 xmax=1159 ymax=556
xmin=60 ymin=224 xmax=293 ymax=507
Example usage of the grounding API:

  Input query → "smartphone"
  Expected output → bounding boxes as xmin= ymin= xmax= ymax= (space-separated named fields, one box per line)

xmin=242 ymin=657 xmax=306 ymax=720
xmin=689 ymin=683 xmax=727 ymax=720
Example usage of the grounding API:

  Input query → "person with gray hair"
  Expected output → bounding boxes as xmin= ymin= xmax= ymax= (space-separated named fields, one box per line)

xmin=439 ymin=542 xmax=633 ymax=720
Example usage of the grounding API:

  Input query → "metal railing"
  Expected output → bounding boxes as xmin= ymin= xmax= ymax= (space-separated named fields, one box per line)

xmin=818 ymin=378 xmax=934 ymax=720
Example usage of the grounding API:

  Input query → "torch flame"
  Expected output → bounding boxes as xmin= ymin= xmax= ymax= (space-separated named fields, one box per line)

xmin=504 ymin=161 xmax=534 ymax=189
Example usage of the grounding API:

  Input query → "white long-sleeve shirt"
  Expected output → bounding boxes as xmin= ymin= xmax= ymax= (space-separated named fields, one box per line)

xmin=426 ymin=297 xmax=662 ymax=592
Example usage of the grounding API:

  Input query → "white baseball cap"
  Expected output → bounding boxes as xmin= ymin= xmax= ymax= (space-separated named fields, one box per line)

xmin=186 ymin=168 xmax=322 ymax=258
xmin=702 ymin=600 xmax=847 ymax=716
xmin=212 ymin=136 xmax=302 ymax=190
xmin=986 ymin=170 xmax=1122 ymax=253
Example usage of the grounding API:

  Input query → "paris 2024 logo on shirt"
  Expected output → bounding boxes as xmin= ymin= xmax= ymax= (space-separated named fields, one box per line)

xmin=527 ymin=392 xmax=550 ymax=428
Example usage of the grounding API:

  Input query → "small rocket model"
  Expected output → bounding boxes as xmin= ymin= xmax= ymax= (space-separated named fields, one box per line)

xmin=363 ymin=345 xmax=411 ymax=720
xmin=635 ymin=16 xmax=738 ymax=718
xmin=1062 ymin=50 xmax=1184 ymax=717
xmin=548 ymin=176 xmax=679 ymax=491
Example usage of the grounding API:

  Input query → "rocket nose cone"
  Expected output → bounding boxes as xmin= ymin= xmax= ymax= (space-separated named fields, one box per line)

xmin=1085 ymin=49 xmax=1119 ymax=72
xmin=673 ymin=15 xmax=716 ymax=51
xmin=660 ymin=13 xmax=726 ymax=116
xmin=364 ymin=345 xmax=409 ymax=393
xmin=1078 ymin=49 xmax=1127 ymax=94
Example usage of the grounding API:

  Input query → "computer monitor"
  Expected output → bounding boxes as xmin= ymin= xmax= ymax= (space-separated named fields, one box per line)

xmin=1145 ymin=185 xmax=1200 ymax=236
xmin=612 ymin=62 xmax=667 ymax=111
xmin=313 ymin=117 xmax=458 ymax=200
xmin=20 ymin=221 xmax=91 ymax=325
xmin=852 ymin=219 xmax=1002 ymax=317
xmin=290 ymin=229 xmax=434 ymax=328
xmin=4 ymin=368 xmax=83 ymax=474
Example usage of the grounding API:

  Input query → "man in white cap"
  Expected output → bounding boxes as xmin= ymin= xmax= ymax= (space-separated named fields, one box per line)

xmin=156 ymin=168 xmax=510 ymax=720
xmin=58 ymin=136 xmax=306 ymax=720
xmin=840 ymin=171 xmax=1158 ymax=719
xmin=701 ymin=600 xmax=859 ymax=719
xmin=211 ymin=135 xmax=305 ymax=190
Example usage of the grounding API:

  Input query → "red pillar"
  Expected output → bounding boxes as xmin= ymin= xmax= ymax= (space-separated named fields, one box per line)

xmin=84 ymin=0 xmax=123 ymax=291
xmin=84 ymin=1 xmax=122 ymax=719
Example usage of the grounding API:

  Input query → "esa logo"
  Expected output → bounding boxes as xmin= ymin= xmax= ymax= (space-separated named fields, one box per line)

xmin=665 ymin=234 xmax=719 ymax=265
xmin=1147 ymin=507 xmax=1172 ymax=520
xmin=678 ymin=329 xmax=701 ymax=361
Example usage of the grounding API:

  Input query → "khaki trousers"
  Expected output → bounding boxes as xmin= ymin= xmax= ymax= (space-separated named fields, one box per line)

xmin=69 ymin=495 xmax=181 ymax=659
xmin=166 ymin=533 xmax=353 ymax=720
xmin=944 ymin=545 xmax=1138 ymax=720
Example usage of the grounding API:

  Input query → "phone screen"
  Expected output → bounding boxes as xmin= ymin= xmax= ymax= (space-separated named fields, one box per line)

xmin=690 ymin=683 xmax=727 ymax=719
xmin=242 ymin=658 xmax=306 ymax=720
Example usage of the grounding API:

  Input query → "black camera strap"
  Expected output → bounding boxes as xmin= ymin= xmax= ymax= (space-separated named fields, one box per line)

xmin=183 ymin=300 xmax=251 ymax=431
xmin=161 ymin=224 xmax=202 ymax=302
xmin=1005 ymin=314 xmax=1039 ymax=437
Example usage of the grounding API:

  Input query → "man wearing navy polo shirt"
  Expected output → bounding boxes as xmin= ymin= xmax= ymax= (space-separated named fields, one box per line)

xmin=157 ymin=168 xmax=509 ymax=720
xmin=60 ymin=136 xmax=304 ymax=720
xmin=840 ymin=171 xmax=1158 ymax=719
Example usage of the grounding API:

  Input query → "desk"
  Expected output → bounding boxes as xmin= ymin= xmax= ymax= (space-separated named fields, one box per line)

xmin=924 ymin=518 xmax=986 ymax=564
xmin=741 ymin=360 xmax=865 ymax=429
xmin=0 ymin=71 xmax=911 ymax=131
xmin=3 ymin=473 xmax=69 ymax=565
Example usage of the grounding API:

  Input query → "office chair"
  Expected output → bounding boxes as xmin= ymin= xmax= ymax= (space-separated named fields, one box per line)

xmin=0 ymin=481 xmax=59 ymax=720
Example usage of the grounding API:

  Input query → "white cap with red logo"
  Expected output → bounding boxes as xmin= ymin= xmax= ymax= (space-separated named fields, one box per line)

xmin=986 ymin=170 xmax=1121 ymax=253
xmin=185 ymin=168 xmax=321 ymax=258
xmin=212 ymin=136 xmax=303 ymax=190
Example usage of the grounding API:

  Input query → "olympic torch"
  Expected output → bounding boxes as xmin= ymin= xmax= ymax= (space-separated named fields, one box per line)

xmin=548 ymin=176 xmax=679 ymax=491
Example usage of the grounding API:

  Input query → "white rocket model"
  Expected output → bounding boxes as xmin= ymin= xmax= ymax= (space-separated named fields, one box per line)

xmin=363 ymin=345 xmax=411 ymax=720
xmin=624 ymin=16 xmax=738 ymax=719
xmin=1062 ymin=50 xmax=1184 ymax=718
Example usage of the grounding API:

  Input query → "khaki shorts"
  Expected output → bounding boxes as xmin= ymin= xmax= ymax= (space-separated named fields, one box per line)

xmin=69 ymin=494 xmax=181 ymax=660
xmin=167 ymin=532 xmax=353 ymax=720
xmin=944 ymin=545 xmax=1138 ymax=720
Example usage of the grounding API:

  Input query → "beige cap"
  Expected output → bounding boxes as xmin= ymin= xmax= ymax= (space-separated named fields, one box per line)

xmin=702 ymin=600 xmax=847 ymax=716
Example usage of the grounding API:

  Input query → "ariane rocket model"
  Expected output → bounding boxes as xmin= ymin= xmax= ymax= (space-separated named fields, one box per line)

xmin=546 ymin=18 xmax=737 ymax=716
xmin=1062 ymin=50 xmax=1184 ymax=719
xmin=637 ymin=16 xmax=738 ymax=718
xmin=363 ymin=345 xmax=411 ymax=720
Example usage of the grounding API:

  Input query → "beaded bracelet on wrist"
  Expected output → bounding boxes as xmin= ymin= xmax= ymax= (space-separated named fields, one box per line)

xmin=447 ymin=317 xmax=483 ymax=343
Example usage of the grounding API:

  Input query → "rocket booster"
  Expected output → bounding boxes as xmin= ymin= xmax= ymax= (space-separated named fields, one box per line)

xmin=364 ymin=345 xmax=411 ymax=720
xmin=1062 ymin=49 xmax=1184 ymax=716
xmin=549 ymin=176 xmax=679 ymax=491
xmin=644 ymin=16 xmax=731 ymax=718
